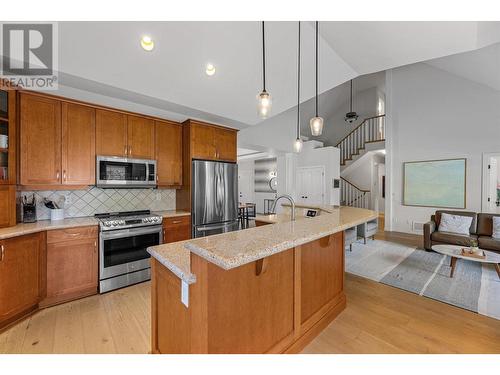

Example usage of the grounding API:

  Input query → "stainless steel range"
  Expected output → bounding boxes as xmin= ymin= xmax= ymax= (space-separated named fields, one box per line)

xmin=96 ymin=210 xmax=163 ymax=293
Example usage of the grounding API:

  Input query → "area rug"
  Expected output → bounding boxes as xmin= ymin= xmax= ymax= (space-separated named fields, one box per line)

xmin=345 ymin=239 xmax=500 ymax=320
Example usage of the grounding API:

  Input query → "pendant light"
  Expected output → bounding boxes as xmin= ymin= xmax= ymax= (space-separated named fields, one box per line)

xmin=309 ymin=21 xmax=324 ymax=136
xmin=257 ymin=21 xmax=272 ymax=118
xmin=344 ymin=79 xmax=359 ymax=123
xmin=293 ymin=21 xmax=303 ymax=153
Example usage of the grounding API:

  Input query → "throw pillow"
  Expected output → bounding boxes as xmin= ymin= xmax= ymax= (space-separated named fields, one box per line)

xmin=492 ymin=216 xmax=500 ymax=239
xmin=438 ymin=213 xmax=473 ymax=235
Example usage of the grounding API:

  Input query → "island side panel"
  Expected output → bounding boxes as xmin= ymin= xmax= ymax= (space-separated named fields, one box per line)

xmin=202 ymin=249 xmax=295 ymax=354
xmin=151 ymin=259 xmax=193 ymax=354
xmin=300 ymin=232 xmax=345 ymax=327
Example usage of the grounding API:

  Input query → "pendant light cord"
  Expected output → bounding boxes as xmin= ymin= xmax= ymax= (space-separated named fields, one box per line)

xmin=315 ymin=21 xmax=319 ymax=117
xmin=262 ymin=21 xmax=266 ymax=92
xmin=350 ymin=79 xmax=353 ymax=112
xmin=297 ymin=21 xmax=301 ymax=139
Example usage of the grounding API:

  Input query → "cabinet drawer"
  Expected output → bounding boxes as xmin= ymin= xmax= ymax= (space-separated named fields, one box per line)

xmin=163 ymin=215 xmax=190 ymax=228
xmin=47 ymin=226 xmax=98 ymax=244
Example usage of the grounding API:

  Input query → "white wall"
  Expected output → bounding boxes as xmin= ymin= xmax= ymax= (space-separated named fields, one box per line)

xmin=237 ymin=159 xmax=255 ymax=203
xmin=386 ymin=62 xmax=500 ymax=233
xmin=321 ymin=87 xmax=382 ymax=145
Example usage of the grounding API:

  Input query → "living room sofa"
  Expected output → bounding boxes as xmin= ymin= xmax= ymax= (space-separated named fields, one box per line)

xmin=423 ymin=210 xmax=500 ymax=253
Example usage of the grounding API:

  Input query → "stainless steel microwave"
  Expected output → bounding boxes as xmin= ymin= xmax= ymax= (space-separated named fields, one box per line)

xmin=96 ymin=156 xmax=157 ymax=188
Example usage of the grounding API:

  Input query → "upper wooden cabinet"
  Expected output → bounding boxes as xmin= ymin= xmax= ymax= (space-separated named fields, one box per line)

xmin=191 ymin=122 xmax=217 ymax=160
xmin=96 ymin=109 xmax=127 ymax=157
xmin=20 ymin=93 xmax=62 ymax=185
xmin=0 ymin=232 xmax=44 ymax=328
xmin=20 ymin=93 xmax=96 ymax=187
xmin=96 ymin=110 xmax=155 ymax=159
xmin=189 ymin=121 xmax=237 ymax=162
xmin=0 ymin=82 xmax=17 ymax=185
xmin=128 ymin=115 xmax=155 ymax=159
xmin=155 ymin=120 xmax=182 ymax=187
xmin=214 ymin=127 xmax=237 ymax=162
xmin=62 ymin=103 xmax=96 ymax=185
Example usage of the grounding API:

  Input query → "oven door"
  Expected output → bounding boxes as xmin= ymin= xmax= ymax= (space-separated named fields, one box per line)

xmin=96 ymin=156 xmax=156 ymax=188
xmin=99 ymin=225 xmax=162 ymax=280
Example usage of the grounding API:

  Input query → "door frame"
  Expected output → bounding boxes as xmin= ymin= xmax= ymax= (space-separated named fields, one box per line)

xmin=296 ymin=165 xmax=326 ymax=205
xmin=481 ymin=152 xmax=500 ymax=213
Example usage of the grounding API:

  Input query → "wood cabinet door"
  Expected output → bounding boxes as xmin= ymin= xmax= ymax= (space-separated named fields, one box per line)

xmin=300 ymin=233 xmax=344 ymax=325
xmin=190 ymin=122 xmax=216 ymax=160
xmin=0 ymin=185 xmax=16 ymax=228
xmin=214 ymin=128 xmax=237 ymax=162
xmin=95 ymin=109 xmax=127 ymax=157
xmin=62 ymin=103 xmax=96 ymax=185
xmin=162 ymin=216 xmax=191 ymax=243
xmin=46 ymin=236 xmax=98 ymax=302
xmin=127 ymin=115 xmax=155 ymax=159
xmin=155 ymin=120 xmax=182 ymax=186
xmin=20 ymin=93 xmax=62 ymax=185
xmin=0 ymin=233 xmax=43 ymax=324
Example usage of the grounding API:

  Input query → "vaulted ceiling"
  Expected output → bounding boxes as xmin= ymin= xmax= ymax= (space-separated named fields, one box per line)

xmin=47 ymin=22 xmax=500 ymax=129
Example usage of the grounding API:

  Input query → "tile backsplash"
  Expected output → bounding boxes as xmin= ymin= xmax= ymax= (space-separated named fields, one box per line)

xmin=18 ymin=187 xmax=176 ymax=221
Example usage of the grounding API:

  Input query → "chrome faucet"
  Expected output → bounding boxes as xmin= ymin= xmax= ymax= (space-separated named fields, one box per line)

xmin=271 ymin=194 xmax=296 ymax=221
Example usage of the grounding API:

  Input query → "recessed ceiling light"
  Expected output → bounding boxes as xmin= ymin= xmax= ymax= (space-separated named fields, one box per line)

xmin=140 ymin=35 xmax=154 ymax=51
xmin=205 ymin=63 xmax=216 ymax=76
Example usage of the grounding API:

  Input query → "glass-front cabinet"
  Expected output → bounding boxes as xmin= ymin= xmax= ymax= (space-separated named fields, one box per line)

xmin=0 ymin=82 xmax=15 ymax=185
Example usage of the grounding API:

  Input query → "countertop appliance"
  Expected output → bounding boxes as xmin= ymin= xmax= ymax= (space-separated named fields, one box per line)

xmin=96 ymin=156 xmax=157 ymax=188
xmin=96 ymin=210 xmax=162 ymax=293
xmin=192 ymin=160 xmax=239 ymax=238
xmin=22 ymin=194 xmax=37 ymax=223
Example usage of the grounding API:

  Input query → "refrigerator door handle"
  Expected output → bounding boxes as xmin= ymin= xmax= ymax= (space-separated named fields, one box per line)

xmin=196 ymin=221 xmax=237 ymax=232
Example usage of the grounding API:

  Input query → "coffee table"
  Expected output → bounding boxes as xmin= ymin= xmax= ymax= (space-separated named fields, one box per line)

xmin=432 ymin=244 xmax=500 ymax=279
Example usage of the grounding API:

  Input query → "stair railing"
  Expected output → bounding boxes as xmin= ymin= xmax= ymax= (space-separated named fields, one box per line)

xmin=340 ymin=177 xmax=370 ymax=209
xmin=336 ymin=114 xmax=385 ymax=165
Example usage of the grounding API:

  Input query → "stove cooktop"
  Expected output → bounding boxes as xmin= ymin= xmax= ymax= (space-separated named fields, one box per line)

xmin=95 ymin=210 xmax=162 ymax=230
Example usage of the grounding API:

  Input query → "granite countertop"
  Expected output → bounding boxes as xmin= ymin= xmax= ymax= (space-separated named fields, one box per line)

xmin=0 ymin=210 xmax=191 ymax=240
xmin=280 ymin=202 xmax=338 ymax=214
xmin=0 ymin=216 xmax=99 ymax=240
xmin=153 ymin=210 xmax=191 ymax=218
xmin=148 ymin=240 xmax=196 ymax=284
xmin=148 ymin=206 xmax=377 ymax=283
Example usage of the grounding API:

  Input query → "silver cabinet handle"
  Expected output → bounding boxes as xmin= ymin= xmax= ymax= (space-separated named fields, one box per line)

xmin=56 ymin=170 xmax=60 ymax=180
xmin=63 ymin=170 xmax=67 ymax=181
xmin=129 ymin=145 xmax=132 ymax=156
xmin=171 ymin=220 xmax=182 ymax=224
xmin=1 ymin=245 xmax=4 ymax=262
xmin=124 ymin=145 xmax=127 ymax=156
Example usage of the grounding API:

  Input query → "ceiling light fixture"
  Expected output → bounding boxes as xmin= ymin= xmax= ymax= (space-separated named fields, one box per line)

xmin=345 ymin=79 xmax=359 ymax=123
xmin=309 ymin=21 xmax=323 ymax=136
xmin=140 ymin=35 xmax=154 ymax=51
xmin=257 ymin=21 xmax=272 ymax=118
xmin=293 ymin=21 xmax=303 ymax=154
xmin=206 ymin=63 xmax=216 ymax=76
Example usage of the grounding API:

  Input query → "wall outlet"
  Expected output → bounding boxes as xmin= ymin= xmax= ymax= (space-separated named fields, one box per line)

xmin=65 ymin=194 xmax=72 ymax=205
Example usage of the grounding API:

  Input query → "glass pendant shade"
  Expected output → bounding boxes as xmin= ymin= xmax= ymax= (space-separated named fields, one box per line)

xmin=257 ymin=90 xmax=272 ymax=118
xmin=309 ymin=116 xmax=324 ymax=136
xmin=293 ymin=137 xmax=303 ymax=153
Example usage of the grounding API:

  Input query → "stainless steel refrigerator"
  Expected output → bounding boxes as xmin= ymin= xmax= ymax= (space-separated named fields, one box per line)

xmin=192 ymin=160 xmax=239 ymax=238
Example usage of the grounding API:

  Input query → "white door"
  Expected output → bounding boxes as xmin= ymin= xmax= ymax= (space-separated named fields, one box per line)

xmin=238 ymin=171 xmax=254 ymax=204
xmin=296 ymin=166 xmax=325 ymax=205
xmin=488 ymin=157 xmax=499 ymax=213
xmin=482 ymin=153 xmax=500 ymax=213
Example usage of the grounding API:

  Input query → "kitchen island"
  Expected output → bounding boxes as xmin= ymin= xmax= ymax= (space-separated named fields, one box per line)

xmin=147 ymin=206 xmax=377 ymax=354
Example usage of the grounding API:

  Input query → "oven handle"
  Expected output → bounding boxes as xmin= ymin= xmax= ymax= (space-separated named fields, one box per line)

xmin=101 ymin=226 xmax=163 ymax=240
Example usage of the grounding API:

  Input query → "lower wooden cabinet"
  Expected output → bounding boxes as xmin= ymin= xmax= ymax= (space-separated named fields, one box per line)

xmin=42 ymin=226 xmax=98 ymax=307
xmin=0 ymin=232 xmax=45 ymax=329
xmin=162 ymin=216 xmax=191 ymax=244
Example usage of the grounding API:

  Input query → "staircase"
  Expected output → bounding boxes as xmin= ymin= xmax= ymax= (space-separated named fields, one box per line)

xmin=337 ymin=115 xmax=385 ymax=209
xmin=340 ymin=177 xmax=370 ymax=209
xmin=336 ymin=114 xmax=385 ymax=168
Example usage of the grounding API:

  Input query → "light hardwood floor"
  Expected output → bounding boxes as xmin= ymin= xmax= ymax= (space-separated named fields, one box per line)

xmin=1 ymin=232 xmax=500 ymax=354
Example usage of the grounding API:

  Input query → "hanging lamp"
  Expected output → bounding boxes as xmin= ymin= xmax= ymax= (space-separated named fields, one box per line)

xmin=257 ymin=21 xmax=272 ymax=118
xmin=309 ymin=21 xmax=324 ymax=136
xmin=293 ymin=21 xmax=303 ymax=153
xmin=344 ymin=79 xmax=359 ymax=123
